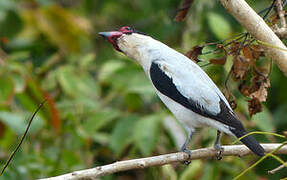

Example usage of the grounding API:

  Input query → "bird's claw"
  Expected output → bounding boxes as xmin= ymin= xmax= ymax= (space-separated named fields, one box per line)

xmin=181 ymin=148 xmax=191 ymax=165
xmin=214 ymin=144 xmax=224 ymax=160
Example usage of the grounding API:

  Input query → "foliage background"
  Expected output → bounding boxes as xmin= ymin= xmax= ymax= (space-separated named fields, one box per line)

xmin=0 ymin=0 xmax=286 ymax=179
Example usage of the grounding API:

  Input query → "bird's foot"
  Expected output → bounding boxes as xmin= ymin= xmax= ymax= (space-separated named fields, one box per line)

xmin=180 ymin=147 xmax=191 ymax=165
xmin=214 ymin=144 xmax=224 ymax=160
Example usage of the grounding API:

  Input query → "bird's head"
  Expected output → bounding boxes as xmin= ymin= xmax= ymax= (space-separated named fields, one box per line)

xmin=99 ymin=26 xmax=153 ymax=62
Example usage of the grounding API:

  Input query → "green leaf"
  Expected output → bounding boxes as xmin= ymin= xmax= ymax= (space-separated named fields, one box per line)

xmin=0 ymin=9 xmax=23 ymax=38
xmin=125 ymin=93 xmax=142 ymax=111
xmin=252 ymin=106 xmax=274 ymax=132
xmin=105 ymin=64 xmax=154 ymax=95
xmin=0 ymin=75 xmax=14 ymax=105
xmin=79 ymin=53 xmax=96 ymax=69
xmin=57 ymin=66 xmax=99 ymax=98
xmin=133 ymin=115 xmax=162 ymax=156
xmin=12 ymin=73 xmax=25 ymax=93
xmin=0 ymin=111 xmax=43 ymax=134
xmin=57 ymin=66 xmax=79 ymax=97
xmin=98 ymin=60 xmax=125 ymax=82
xmin=161 ymin=164 xmax=177 ymax=180
xmin=274 ymin=103 xmax=287 ymax=128
xmin=200 ymin=164 xmax=216 ymax=180
xmin=82 ymin=110 xmax=119 ymax=135
xmin=207 ymin=12 xmax=232 ymax=40
xmin=62 ymin=150 xmax=81 ymax=168
xmin=180 ymin=160 xmax=203 ymax=180
xmin=109 ymin=116 xmax=138 ymax=156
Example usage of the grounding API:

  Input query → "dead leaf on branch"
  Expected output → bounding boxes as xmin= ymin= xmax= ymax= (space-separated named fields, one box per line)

xmin=232 ymin=55 xmax=250 ymax=80
xmin=249 ymin=75 xmax=270 ymax=102
xmin=238 ymin=80 xmax=250 ymax=97
xmin=229 ymin=42 xmax=240 ymax=56
xmin=249 ymin=44 xmax=265 ymax=59
xmin=242 ymin=45 xmax=254 ymax=65
xmin=238 ymin=74 xmax=270 ymax=101
xmin=185 ymin=45 xmax=204 ymax=63
xmin=248 ymin=98 xmax=263 ymax=117
xmin=209 ymin=44 xmax=227 ymax=65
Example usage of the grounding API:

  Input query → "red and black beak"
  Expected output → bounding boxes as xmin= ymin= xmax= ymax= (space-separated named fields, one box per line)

xmin=98 ymin=31 xmax=123 ymax=52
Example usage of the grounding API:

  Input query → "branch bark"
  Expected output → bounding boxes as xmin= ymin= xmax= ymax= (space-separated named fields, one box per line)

xmin=219 ymin=0 xmax=287 ymax=77
xmin=39 ymin=143 xmax=287 ymax=180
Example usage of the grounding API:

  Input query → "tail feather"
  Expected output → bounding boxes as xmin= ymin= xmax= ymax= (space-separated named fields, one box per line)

xmin=231 ymin=129 xmax=265 ymax=157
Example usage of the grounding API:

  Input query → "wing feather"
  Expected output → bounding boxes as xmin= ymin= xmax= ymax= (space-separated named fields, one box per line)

xmin=149 ymin=60 xmax=245 ymax=130
xmin=150 ymin=61 xmax=220 ymax=115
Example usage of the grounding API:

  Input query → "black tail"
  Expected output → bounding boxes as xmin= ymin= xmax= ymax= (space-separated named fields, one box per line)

xmin=231 ymin=129 xmax=265 ymax=157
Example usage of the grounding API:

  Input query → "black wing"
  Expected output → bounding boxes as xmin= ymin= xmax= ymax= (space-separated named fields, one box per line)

xmin=149 ymin=61 xmax=245 ymax=131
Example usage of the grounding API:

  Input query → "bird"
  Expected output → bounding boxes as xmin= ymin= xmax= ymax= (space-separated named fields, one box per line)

xmin=99 ymin=26 xmax=265 ymax=162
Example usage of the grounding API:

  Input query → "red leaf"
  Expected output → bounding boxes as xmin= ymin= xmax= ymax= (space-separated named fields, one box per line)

xmin=43 ymin=91 xmax=61 ymax=133
xmin=0 ymin=37 xmax=9 ymax=44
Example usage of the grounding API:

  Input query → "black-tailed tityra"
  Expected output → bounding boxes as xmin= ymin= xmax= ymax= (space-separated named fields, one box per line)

xmin=99 ymin=26 xmax=265 ymax=160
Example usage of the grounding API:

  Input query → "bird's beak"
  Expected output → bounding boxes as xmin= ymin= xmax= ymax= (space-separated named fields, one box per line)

xmin=98 ymin=31 xmax=123 ymax=52
xmin=98 ymin=31 xmax=123 ymax=39
xmin=98 ymin=32 xmax=112 ymax=39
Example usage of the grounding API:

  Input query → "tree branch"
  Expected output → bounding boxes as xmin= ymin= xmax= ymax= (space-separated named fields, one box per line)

xmin=39 ymin=143 xmax=287 ymax=180
xmin=219 ymin=0 xmax=287 ymax=77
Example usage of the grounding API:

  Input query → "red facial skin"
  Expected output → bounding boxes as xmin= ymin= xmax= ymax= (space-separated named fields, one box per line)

xmin=106 ymin=31 xmax=123 ymax=51
xmin=102 ymin=26 xmax=134 ymax=51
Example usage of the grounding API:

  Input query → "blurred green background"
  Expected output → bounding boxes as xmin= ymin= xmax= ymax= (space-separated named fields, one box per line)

xmin=0 ymin=0 xmax=286 ymax=179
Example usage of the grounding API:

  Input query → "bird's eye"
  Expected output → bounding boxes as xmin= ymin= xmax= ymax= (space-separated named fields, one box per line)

xmin=120 ymin=26 xmax=134 ymax=34
xmin=126 ymin=27 xmax=132 ymax=31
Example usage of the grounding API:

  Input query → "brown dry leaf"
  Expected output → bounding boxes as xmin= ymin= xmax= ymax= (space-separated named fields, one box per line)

xmin=250 ymin=45 xmax=265 ymax=59
xmin=232 ymin=55 xmax=250 ymax=80
xmin=242 ymin=45 xmax=255 ymax=65
xmin=238 ymin=80 xmax=250 ymax=96
xmin=210 ymin=44 xmax=227 ymax=65
xmin=174 ymin=0 xmax=195 ymax=22
xmin=270 ymin=13 xmax=279 ymax=26
xmin=248 ymin=98 xmax=263 ymax=117
xmin=210 ymin=57 xmax=227 ymax=65
xmin=249 ymin=75 xmax=270 ymax=102
xmin=185 ymin=45 xmax=204 ymax=63
xmin=229 ymin=42 xmax=240 ymax=56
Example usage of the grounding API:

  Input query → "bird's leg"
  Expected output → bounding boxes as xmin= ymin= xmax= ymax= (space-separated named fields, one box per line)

xmin=180 ymin=127 xmax=194 ymax=165
xmin=214 ymin=130 xmax=224 ymax=160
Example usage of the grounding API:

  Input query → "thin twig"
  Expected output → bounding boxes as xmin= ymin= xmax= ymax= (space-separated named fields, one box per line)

xmin=262 ymin=0 xmax=277 ymax=19
xmin=39 ymin=143 xmax=287 ymax=180
xmin=0 ymin=99 xmax=47 ymax=176
xmin=234 ymin=142 xmax=287 ymax=180
xmin=268 ymin=161 xmax=287 ymax=174
xmin=276 ymin=0 xmax=287 ymax=28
